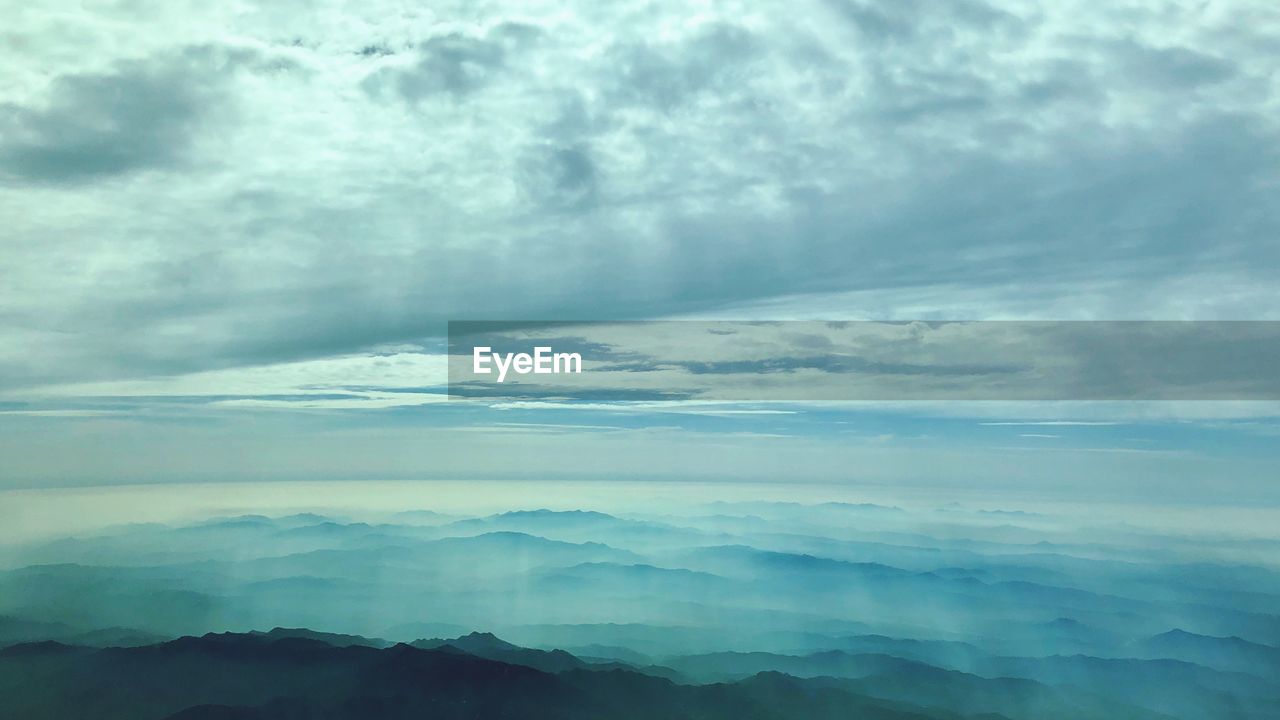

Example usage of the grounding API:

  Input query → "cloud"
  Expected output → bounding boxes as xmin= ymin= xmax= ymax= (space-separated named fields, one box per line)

xmin=827 ymin=0 xmax=1025 ymax=44
xmin=5 ymin=351 xmax=449 ymax=412
xmin=363 ymin=23 xmax=542 ymax=102
xmin=516 ymin=144 xmax=599 ymax=209
xmin=981 ymin=421 xmax=1120 ymax=426
xmin=604 ymin=22 xmax=761 ymax=111
xmin=0 ymin=0 xmax=1277 ymax=394
xmin=0 ymin=46 xmax=272 ymax=183
xmin=443 ymin=321 xmax=1280 ymax=402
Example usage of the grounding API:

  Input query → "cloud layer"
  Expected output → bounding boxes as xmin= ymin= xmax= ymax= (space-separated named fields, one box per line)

xmin=2 ymin=0 xmax=1278 ymax=391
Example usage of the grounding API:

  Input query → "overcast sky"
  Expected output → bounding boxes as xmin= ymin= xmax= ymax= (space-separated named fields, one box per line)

xmin=2 ymin=0 xmax=1278 ymax=492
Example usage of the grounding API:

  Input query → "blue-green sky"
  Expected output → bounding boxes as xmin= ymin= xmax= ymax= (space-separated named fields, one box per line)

xmin=1 ymin=0 xmax=1278 ymax=495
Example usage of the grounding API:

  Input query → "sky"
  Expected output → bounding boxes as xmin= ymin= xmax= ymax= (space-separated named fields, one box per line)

xmin=1 ymin=0 xmax=1278 ymax=496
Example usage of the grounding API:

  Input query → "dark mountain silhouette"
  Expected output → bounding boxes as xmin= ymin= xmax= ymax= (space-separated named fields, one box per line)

xmin=250 ymin=627 xmax=389 ymax=648
xmin=413 ymin=631 xmax=684 ymax=679
xmin=412 ymin=631 xmax=586 ymax=673
xmin=0 ymin=631 xmax=1000 ymax=720
xmin=662 ymin=647 xmax=1280 ymax=720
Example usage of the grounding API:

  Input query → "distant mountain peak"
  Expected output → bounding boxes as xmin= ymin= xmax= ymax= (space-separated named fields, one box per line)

xmin=416 ymin=631 xmax=521 ymax=654
xmin=460 ymin=630 xmax=515 ymax=646
xmin=1152 ymin=628 xmax=1197 ymax=639
xmin=1147 ymin=628 xmax=1264 ymax=649
xmin=0 ymin=640 xmax=83 ymax=656
xmin=497 ymin=509 xmax=617 ymax=520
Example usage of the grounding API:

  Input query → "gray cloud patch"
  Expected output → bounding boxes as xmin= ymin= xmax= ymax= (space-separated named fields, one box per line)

xmin=447 ymin=321 xmax=1280 ymax=401
xmin=518 ymin=144 xmax=598 ymax=209
xmin=828 ymin=0 xmax=1026 ymax=45
xmin=607 ymin=23 xmax=760 ymax=111
xmin=0 ymin=46 xmax=257 ymax=184
xmin=1105 ymin=40 xmax=1237 ymax=90
xmin=365 ymin=23 xmax=543 ymax=102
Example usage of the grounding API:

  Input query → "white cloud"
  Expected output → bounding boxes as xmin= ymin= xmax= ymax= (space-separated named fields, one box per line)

xmin=7 ymin=351 xmax=448 ymax=411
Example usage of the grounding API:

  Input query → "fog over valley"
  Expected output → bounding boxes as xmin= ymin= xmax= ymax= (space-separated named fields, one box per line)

xmin=3 ymin=481 xmax=1278 ymax=719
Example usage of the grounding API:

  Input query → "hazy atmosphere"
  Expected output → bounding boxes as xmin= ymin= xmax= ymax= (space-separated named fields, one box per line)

xmin=2 ymin=0 xmax=1278 ymax=718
